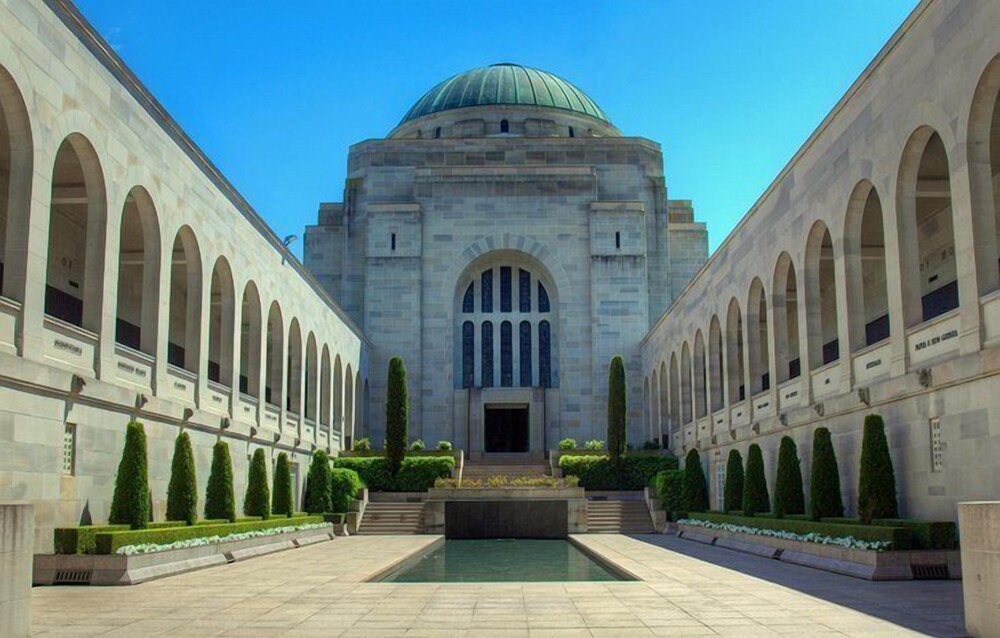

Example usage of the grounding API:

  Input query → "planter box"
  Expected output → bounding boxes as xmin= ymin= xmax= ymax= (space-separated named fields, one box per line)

xmin=677 ymin=522 xmax=961 ymax=580
xmin=34 ymin=526 xmax=335 ymax=586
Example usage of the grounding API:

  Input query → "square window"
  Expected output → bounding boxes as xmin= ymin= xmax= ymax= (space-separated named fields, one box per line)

xmin=62 ymin=423 xmax=77 ymax=476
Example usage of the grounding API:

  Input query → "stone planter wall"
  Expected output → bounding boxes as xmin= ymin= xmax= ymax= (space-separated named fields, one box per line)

xmin=958 ymin=501 xmax=1000 ymax=636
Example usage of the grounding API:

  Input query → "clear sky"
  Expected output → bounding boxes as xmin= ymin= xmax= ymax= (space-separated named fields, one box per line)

xmin=74 ymin=0 xmax=917 ymax=258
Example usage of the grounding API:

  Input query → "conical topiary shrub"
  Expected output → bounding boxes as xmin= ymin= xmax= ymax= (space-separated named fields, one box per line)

xmin=109 ymin=420 xmax=151 ymax=529
xmin=683 ymin=448 xmax=709 ymax=513
xmin=243 ymin=448 xmax=271 ymax=519
xmin=305 ymin=450 xmax=332 ymax=514
xmin=385 ymin=356 xmax=409 ymax=476
xmin=742 ymin=443 xmax=770 ymax=517
xmin=607 ymin=355 xmax=627 ymax=472
xmin=809 ymin=427 xmax=844 ymax=520
xmin=272 ymin=452 xmax=294 ymax=518
xmin=773 ymin=436 xmax=805 ymax=518
xmin=724 ymin=449 xmax=744 ymax=512
xmin=858 ymin=414 xmax=898 ymax=523
xmin=166 ymin=431 xmax=198 ymax=525
xmin=205 ymin=440 xmax=236 ymax=522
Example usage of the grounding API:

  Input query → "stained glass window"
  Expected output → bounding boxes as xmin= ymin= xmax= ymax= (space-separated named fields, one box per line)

xmin=519 ymin=321 xmax=532 ymax=387
xmin=538 ymin=282 xmax=550 ymax=313
xmin=481 ymin=321 xmax=493 ymax=387
xmin=462 ymin=321 xmax=474 ymax=388
xmin=500 ymin=321 xmax=513 ymax=386
xmin=519 ymin=269 xmax=531 ymax=312
xmin=500 ymin=267 xmax=512 ymax=312
xmin=481 ymin=270 xmax=493 ymax=313
xmin=462 ymin=283 xmax=474 ymax=313
xmin=539 ymin=320 xmax=552 ymax=388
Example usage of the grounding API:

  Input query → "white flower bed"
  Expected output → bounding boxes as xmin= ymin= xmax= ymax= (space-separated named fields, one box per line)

xmin=116 ymin=522 xmax=333 ymax=556
xmin=677 ymin=518 xmax=892 ymax=551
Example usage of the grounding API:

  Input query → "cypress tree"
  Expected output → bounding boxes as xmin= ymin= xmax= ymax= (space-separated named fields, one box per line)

xmin=723 ymin=449 xmax=744 ymax=512
xmin=165 ymin=431 xmax=198 ymax=525
xmin=607 ymin=355 xmax=627 ymax=472
xmin=272 ymin=452 xmax=294 ymax=517
xmin=858 ymin=414 xmax=898 ymax=523
xmin=243 ymin=448 xmax=271 ymax=519
xmin=305 ymin=450 xmax=332 ymax=514
xmin=773 ymin=436 xmax=805 ymax=517
xmin=109 ymin=420 xmax=151 ymax=529
xmin=742 ymin=443 xmax=770 ymax=517
xmin=385 ymin=356 xmax=409 ymax=475
xmin=683 ymin=448 xmax=709 ymax=513
xmin=809 ymin=427 xmax=844 ymax=520
xmin=205 ymin=440 xmax=236 ymax=522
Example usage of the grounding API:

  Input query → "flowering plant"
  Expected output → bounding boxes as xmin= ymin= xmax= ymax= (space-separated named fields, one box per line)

xmin=115 ymin=522 xmax=333 ymax=555
xmin=677 ymin=518 xmax=893 ymax=551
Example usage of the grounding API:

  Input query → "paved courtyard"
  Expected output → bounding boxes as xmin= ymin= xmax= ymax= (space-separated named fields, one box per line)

xmin=30 ymin=534 xmax=964 ymax=637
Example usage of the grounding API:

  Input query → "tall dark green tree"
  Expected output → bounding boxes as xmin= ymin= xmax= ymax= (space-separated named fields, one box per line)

xmin=205 ymin=440 xmax=236 ymax=522
xmin=683 ymin=449 xmax=709 ymax=513
xmin=809 ymin=427 xmax=844 ymax=520
xmin=742 ymin=443 xmax=770 ymax=517
xmin=723 ymin=449 xmax=744 ymax=512
xmin=166 ymin=431 xmax=198 ymax=524
xmin=858 ymin=414 xmax=898 ymax=523
xmin=385 ymin=356 xmax=409 ymax=475
xmin=109 ymin=420 xmax=151 ymax=529
xmin=773 ymin=436 xmax=805 ymax=517
xmin=272 ymin=452 xmax=294 ymax=517
xmin=243 ymin=448 xmax=271 ymax=519
xmin=305 ymin=450 xmax=332 ymax=514
xmin=607 ymin=355 xmax=627 ymax=472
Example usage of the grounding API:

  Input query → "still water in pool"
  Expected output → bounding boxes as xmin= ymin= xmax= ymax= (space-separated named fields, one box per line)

xmin=381 ymin=539 xmax=622 ymax=582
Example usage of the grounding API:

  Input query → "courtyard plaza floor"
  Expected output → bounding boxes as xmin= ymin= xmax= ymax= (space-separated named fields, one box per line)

xmin=30 ymin=534 xmax=964 ymax=637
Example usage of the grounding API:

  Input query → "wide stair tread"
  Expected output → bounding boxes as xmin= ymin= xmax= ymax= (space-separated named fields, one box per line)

xmin=358 ymin=502 xmax=426 ymax=535
xmin=586 ymin=501 xmax=655 ymax=534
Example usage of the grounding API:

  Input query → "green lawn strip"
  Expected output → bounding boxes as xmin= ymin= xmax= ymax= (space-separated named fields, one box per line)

xmin=94 ymin=515 xmax=324 ymax=554
xmin=685 ymin=511 xmax=911 ymax=549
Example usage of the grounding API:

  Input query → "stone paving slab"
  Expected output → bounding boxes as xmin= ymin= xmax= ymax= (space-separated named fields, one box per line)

xmin=30 ymin=534 xmax=964 ymax=636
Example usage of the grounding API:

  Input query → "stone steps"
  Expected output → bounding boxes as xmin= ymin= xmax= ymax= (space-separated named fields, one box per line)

xmin=586 ymin=500 xmax=655 ymax=534
xmin=357 ymin=502 xmax=425 ymax=535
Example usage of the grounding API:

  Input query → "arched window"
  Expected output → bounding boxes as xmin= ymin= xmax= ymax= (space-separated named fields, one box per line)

xmin=680 ymin=342 xmax=693 ymax=424
xmin=773 ymin=253 xmax=801 ymax=382
xmin=658 ymin=361 xmax=668 ymax=439
xmin=286 ymin=319 xmax=302 ymax=415
xmin=305 ymin=333 xmax=318 ymax=423
xmin=354 ymin=370 xmax=363 ymax=436
xmin=568 ymin=126 xmax=575 ymax=138
xmin=967 ymin=56 xmax=1000 ymax=295
xmin=726 ymin=299 xmax=745 ymax=403
xmin=462 ymin=321 xmax=474 ymax=388
xmin=0 ymin=66 xmax=33 ymax=303
xmin=845 ymin=183 xmax=891 ymax=351
xmin=539 ymin=320 xmax=551 ymax=388
xmin=708 ymin=317 xmax=724 ymax=412
xmin=264 ymin=302 xmax=283 ymax=408
xmin=669 ymin=352 xmax=680 ymax=432
xmin=519 ymin=321 xmax=532 ymax=387
xmin=45 ymin=136 xmax=107 ymax=331
xmin=320 ymin=345 xmax=332 ymax=429
xmin=462 ymin=283 xmax=474 ymax=313
xmin=239 ymin=283 xmax=262 ymax=397
xmin=434 ymin=127 xmax=441 ymax=139
xmin=748 ymin=278 xmax=770 ymax=394
xmin=538 ymin=282 xmax=550 ymax=312
xmin=344 ymin=364 xmax=354 ymax=440
xmin=333 ymin=355 xmax=343 ymax=436
xmin=693 ymin=331 xmax=707 ymax=419
xmin=208 ymin=257 xmax=235 ymax=385
xmin=500 ymin=119 xmax=509 ymax=133
xmin=167 ymin=227 xmax=202 ymax=372
xmin=805 ymin=223 xmax=840 ymax=368
xmin=481 ymin=320 xmax=494 ymax=387
xmin=115 ymin=187 xmax=160 ymax=354
xmin=481 ymin=269 xmax=493 ymax=313
xmin=500 ymin=321 xmax=512 ymax=386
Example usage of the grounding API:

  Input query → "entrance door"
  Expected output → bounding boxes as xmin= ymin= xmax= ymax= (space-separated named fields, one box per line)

xmin=484 ymin=406 xmax=529 ymax=453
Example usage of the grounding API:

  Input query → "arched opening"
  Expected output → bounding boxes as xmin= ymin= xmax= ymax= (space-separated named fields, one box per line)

xmin=805 ymin=222 xmax=840 ymax=369
xmin=773 ymin=253 xmax=800 ymax=382
xmin=114 ymin=187 xmax=160 ymax=354
xmin=643 ymin=376 xmax=651 ymax=437
xmin=898 ymin=129 xmax=958 ymax=325
xmin=844 ymin=183 xmax=891 ymax=350
xmin=239 ymin=282 xmax=261 ymax=397
xmin=305 ymin=333 xmax=318 ymax=423
xmin=726 ymin=299 xmax=746 ymax=403
xmin=320 ymin=346 xmax=331 ymax=429
xmin=668 ymin=352 xmax=680 ymax=433
xmin=966 ymin=55 xmax=1000 ymax=295
xmin=344 ymin=364 xmax=354 ymax=442
xmin=363 ymin=379 xmax=370 ymax=440
xmin=207 ymin=257 xmax=235 ymax=385
xmin=354 ymin=370 xmax=363 ymax=437
xmin=333 ymin=355 xmax=343 ymax=439
xmin=693 ymin=331 xmax=707 ymax=419
xmin=748 ymin=278 xmax=770 ymax=394
xmin=500 ymin=119 xmax=509 ymax=134
xmin=0 ymin=66 xmax=33 ymax=302
xmin=708 ymin=316 xmax=724 ymax=412
xmin=45 ymin=135 xmax=107 ymax=330
xmin=167 ymin=227 xmax=202 ymax=372
xmin=649 ymin=369 xmax=659 ymax=439
xmin=286 ymin=319 xmax=302 ymax=415
xmin=264 ymin=302 xmax=283 ymax=408
xmin=680 ymin=342 xmax=693 ymax=425
xmin=658 ymin=360 xmax=668 ymax=442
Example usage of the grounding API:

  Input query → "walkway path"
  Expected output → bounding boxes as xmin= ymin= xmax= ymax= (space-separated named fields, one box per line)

xmin=30 ymin=534 xmax=964 ymax=636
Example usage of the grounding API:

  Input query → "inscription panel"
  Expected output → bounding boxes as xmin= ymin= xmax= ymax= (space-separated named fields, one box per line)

xmin=853 ymin=342 xmax=892 ymax=385
xmin=907 ymin=313 xmax=961 ymax=366
xmin=42 ymin=319 xmax=96 ymax=375
xmin=811 ymin=364 xmax=841 ymax=400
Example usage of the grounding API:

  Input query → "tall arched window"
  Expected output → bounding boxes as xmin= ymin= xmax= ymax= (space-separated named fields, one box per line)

xmin=967 ymin=56 xmax=1000 ymax=295
xmin=455 ymin=257 xmax=557 ymax=389
xmin=773 ymin=253 xmax=800 ymax=382
xmin=321 ymin=346 xmax=332 ymax=430
xmin=115 ymin=187 xmax=160 ymax=354
xmin=0 ymin=67 xmax=33 ymax=303
xmin=265 ymin=302 xmax=283 ymax=408
xmin=805 ymin=222 xmax=840 ymax=368
xmin=305 ymin=333 xmax=318 ymax=423
xmin=748 ymin=279 xmax=770 ymax=394
xmin=500 ymin=119 xmax=509 ymax=133
xmin=167 ymin=227 xmax=202 ymax=372
xmin=726 ymin=299 xmax=746 ymax=403
xmin=845 ymin=183 xmax=891 ymax=351
xmin=693 ymin=331 xmax=707 ymax=419
xmin=208 ymin=257 xmax=235 ymax=385
xmin=239 ymin=283 xmax=262 ymax=397
xmin=708 ymin=317 xmax=724 ymax=412
xmin=668 ymin=352 xmax=680 ymax=432
xmin=286 ymin=319 xmax=303 ymax=415
xmin=680 ymin=342 xmax=693 ymax=424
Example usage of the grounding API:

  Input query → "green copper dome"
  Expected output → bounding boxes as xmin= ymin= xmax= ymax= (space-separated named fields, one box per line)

xmin=400 ymin=63 xmax=609 ymax=125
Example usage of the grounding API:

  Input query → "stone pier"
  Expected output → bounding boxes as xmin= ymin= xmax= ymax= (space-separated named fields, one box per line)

xmin=959 ymin=502 xmax=1000 ymax=637
xmin=0 ymin=502 xmax=33 ymax=637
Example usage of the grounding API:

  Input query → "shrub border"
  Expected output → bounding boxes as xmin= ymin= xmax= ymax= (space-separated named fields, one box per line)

xmin=687 ymin=512 xmax=911 ymax=550
xmin=94 ymin=515 xmax=323 ymax=555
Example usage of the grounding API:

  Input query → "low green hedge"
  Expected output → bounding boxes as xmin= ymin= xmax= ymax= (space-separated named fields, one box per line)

xmin=54 ymin=518 xmax=240 ymax=554
xmin=822 ymin=517 xmax=957 ymax=550
xmin=686 ymin=512 xmax=911 ymax=549
xmin=558 ymin=454 xmax=678 ymax=490
xmin=330 ymin=468 xmax=366 ymax=512
xmin=94 ymin=515 xmax=324 ymax=555
xmin=333 ymin=456 xmax=454 ymax=491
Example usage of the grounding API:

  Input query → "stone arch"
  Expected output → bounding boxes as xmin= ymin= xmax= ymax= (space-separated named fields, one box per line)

xmin=0 ymin=63 xmax=34 ymax=303
xmin=772 ymin=252 xmax=801 ymax=383
xmin=344 ymin=363 xmax=355 ymax=443
xmin=264 ymin=301 xmax=284 ymax=408
xmin=668 ymin=351 xmax=680 ymax=433
xmin=644 ymin=375 xmax=652 ymax=438
xmin=708 ymin=315 xmax=724 ymax=412
xmin=843 ymin=181 xmax=891 ymax=351
xmin=333 ymin=354 xmax=343 ymax=441
xmin=208 ymin=256 xmax=235 ymax=385
xmin=239 ymin=281 xmax=262 ymax=397
xmin=726 ymin=298 xmax=746 ymax=403
xmin=286 ymin=318 xmax=303 ymax=415
xmin=114 ymin=186 xmax=160 ymax=355
xmin=658 ymin=360 xmax=668 ymax=441
xmin=804 ymin=220 xmax=840 ymax=369
xmin=320 ymin=345 xmax=331 ymax=428
xmin=305 ymin=332 xmax=318 ymax=423
xmin=680 ymin=341 xmax=693 ymax=425
xmin=167 ymin=226 xmax=202 ymax=372
xmin=747 ymin=277 xmax=770 ymax=395
xmin=967 ymin=53 xmax=1000 ymax=296
xmin=693 ymin=330 xmax=707 ymax=419
xmin=45 ymin=133 xmax=107 ymax=332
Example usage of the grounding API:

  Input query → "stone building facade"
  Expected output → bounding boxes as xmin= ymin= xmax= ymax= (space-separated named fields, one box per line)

xmin=305 ymin=64 xmax=707 ymax=457
xmin=641 ymin=0 xmax=1000 ymax=521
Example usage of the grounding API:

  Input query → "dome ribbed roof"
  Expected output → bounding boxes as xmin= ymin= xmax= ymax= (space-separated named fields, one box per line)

xmin=399 ymin=63 xmax=609 ymax=125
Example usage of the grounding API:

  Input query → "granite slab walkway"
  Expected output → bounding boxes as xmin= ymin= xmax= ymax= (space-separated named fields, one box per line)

xmin=30 ymin=533 xmax=965 ymax=637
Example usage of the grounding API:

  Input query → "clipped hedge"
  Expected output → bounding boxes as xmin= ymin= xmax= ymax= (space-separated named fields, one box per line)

xmin=166 ymin=432 xmax=198 ymax=525
xmin=685 ymin=512 xmax=911 ymax=550
xmin=683 ymin=449 xmax=709 ymax=513
xmin=330 ymin=468 xmax=365 ymax=513
xmin=822 ymin=517 xmax=958 ymax=550
xmin=305 ymin=450 xmax=332 ymax=514
xmin=558 ymin=454 xmax=678 ymax=490
xmin=54 ymin=525 xmax=129 ymax=555
xmin=272 ymin=452 xmax=294 ymax=518
xmin=94 ymin=515 xmax=324 ymax=555
xmin=333 ymin=456 xmax=455 ymax=492
xmin=652 ymin=469 xmax=685 ymax=521
xmin=109 ymin=420 xmax=151 ymax=529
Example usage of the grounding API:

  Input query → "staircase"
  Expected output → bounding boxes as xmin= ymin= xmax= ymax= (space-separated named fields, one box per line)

xmin=356 ymin=501 xmax=426 ymax=535
xmin=586 ymin=499 xmax=656 ymax=534
xmin=462 ymin=455 xmax=549 ymax=480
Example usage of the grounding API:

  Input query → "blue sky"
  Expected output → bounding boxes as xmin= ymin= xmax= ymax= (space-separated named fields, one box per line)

xmin=75 ymin=0 xmax=916 ymax=257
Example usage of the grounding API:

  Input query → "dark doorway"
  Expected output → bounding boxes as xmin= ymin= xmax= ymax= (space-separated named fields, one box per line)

xmin=484 ymin=406 xmax=529 ymax=453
